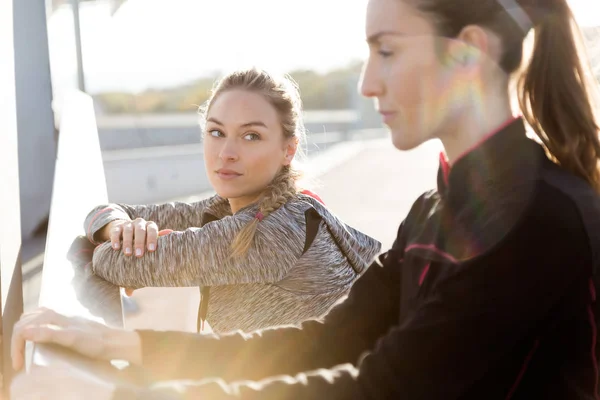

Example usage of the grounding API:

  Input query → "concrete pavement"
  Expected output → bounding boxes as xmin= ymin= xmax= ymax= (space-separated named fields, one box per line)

xmin=310 ymin=137 xmax=441 ymax=250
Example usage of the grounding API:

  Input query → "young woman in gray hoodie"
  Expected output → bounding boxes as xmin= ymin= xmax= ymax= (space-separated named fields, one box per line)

xmin=82 ymin=68 xmax=381 ymax=334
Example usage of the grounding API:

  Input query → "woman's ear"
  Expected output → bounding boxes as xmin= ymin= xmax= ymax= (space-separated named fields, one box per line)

xmin=283 ymin=138 xmax=299 ymax=166
xmin=453 ymin=25 xmax=494 ymax=66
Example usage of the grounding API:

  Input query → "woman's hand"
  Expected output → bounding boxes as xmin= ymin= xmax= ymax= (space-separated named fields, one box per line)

xmin=11 ymin=366 xmax=116 ymax=400
xmin=11 ymin=308 xmax=143 ymax=372
xmin=99 ymin=218 xmax=159 ymax=257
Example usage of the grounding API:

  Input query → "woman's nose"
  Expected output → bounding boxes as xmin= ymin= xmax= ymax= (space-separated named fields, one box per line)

xmin=219 ymin=140 xmax=239 ymax=162
xmin=359 ymin=60 xmax=384 ymax=98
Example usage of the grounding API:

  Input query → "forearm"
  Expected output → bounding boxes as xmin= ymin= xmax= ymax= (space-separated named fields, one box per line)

xmin=137 ymin=321 xmax=335 ymax=382
xmin=91 ymin=240 xmax=198 ymax=288
xmin=107 ymin=329 xmax=143 ymax=366
xmin=92 ymin=216 xmax=301 ymax=288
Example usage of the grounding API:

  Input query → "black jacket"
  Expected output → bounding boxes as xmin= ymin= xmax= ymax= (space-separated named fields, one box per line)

xmin=117 ymin=118 xmax=600 ymax=399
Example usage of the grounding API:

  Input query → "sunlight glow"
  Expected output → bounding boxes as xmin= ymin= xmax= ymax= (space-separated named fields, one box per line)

xmin=48 ymin=0 xmax=369 ymax=93
xmin=569 ymin=0 xmax=600 ymax=27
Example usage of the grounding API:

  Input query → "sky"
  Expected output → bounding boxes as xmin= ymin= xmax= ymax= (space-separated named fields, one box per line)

xmin=46 ymin=0 xmax=599 ymax=96
xmin=47 ymin=0 xmax=369 ymax=94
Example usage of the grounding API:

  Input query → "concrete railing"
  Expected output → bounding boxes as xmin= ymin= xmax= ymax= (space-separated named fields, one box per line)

xmin=0 ymin=3 xmax=25 ymax=391
xmin=29 ymin=90 xmax=208 ymax=385
xmin=28 ymin=90 xmax=133 ymax=384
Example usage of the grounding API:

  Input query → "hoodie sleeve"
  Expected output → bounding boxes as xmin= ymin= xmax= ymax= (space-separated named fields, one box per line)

xmin=83 ymin=197 xmax=216 ymax=245
xmin=91 ymin=203 xmax=306 ymax=288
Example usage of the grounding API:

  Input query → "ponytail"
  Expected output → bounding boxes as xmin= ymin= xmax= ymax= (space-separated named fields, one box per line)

xmin=518 ymin=0 xmax=600 ymax=191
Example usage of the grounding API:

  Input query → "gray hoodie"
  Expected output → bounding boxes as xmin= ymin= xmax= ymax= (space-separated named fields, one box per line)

xmin=85 ymin=193 xmax=381 ymax=334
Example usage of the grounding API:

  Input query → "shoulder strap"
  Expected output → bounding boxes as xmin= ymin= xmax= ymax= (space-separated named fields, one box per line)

xmin=303 ymin=208 xmax=322 ymax=255
xmin=303 ymin=207 xmax=365 ymax=274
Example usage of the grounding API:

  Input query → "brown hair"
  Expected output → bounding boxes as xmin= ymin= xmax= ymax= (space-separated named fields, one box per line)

xmin=413 ymin=0 xmax=600 ymax=191
xmin=200 ymin=68 xmax=307 ymax=258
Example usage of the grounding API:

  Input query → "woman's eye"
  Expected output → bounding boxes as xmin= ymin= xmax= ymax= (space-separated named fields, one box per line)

xmin=209 ymin=129 xmax=224 ymax=138
xmin=243 ymin=133 xmax=260 ymax=141
xmin=378 ymin=49 xmax=393 ymax=58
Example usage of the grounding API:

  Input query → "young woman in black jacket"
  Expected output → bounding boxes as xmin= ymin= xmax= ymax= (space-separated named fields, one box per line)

xmin=11 ymin=0 xmax=600 ymax=398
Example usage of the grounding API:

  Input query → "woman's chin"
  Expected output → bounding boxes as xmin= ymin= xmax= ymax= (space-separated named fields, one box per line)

xmin=214 ymin=189 xmax=236 ymax=199
xmin=210 ymin=181 xmax=242 ymax=199
xmin=214 ymin=187 xmax=255 ymax=201
xmin=390 ymin=130 xmax=424 ymax=151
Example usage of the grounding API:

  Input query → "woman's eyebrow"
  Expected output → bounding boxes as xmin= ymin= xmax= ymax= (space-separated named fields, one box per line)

xmin=240 ymin=121 xmax=268 ymax=128
xmin=206 ymin=117 xmax=267 ymax=128
xmin=366 ymin=30 xmax=406 ymax=45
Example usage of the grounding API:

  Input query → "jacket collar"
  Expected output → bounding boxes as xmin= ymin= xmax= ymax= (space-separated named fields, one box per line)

xmin=437 ymin=117 xmax=542 ymax=200
xmin=408 ymin=118 xmax=545 ymax=262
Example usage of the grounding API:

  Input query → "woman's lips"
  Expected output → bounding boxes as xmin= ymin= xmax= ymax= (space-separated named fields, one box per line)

xmin=379 ymin=111 xmax=396 ymax=124
xmin=216 ymin=169 xmax=242 ymax=180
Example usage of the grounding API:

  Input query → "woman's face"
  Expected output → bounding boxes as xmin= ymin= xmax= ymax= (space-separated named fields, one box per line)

xmin=203 ymin=89 xmax=296 ymax=203
xmin=360 ymin=0 xmax=471 ymax=150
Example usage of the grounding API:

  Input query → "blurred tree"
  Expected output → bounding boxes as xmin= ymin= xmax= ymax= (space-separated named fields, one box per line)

xmin=173 ymin=77 xmax=216 ymax=112
xmin=94 ymin=92 xmax=135 ymax=113
xmin=93 ymin=61 xmax=366 ymax=114
xmin=92 ymin=33 xmax=600 ymax=115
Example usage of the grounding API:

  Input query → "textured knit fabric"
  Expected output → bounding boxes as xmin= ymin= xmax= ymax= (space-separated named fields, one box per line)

xmin=84 ymin=193 xmax=381 ymax=333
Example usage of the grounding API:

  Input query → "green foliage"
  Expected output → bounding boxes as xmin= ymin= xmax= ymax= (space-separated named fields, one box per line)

xmin=93 ymin=61 xmax=364 ymax=114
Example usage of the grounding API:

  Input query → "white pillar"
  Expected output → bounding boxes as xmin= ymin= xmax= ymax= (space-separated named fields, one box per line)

xmin=0 ymin=0 xmax=25 ymax=394
xmin=14 ymin=0 xmax=57 ymax=239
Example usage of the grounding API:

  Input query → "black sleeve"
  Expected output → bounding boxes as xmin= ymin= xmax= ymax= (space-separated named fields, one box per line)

xmin=118 ymin=196 xmax=593 ymax=399
xmin=136 ymin=248 xmax=403 ymax=383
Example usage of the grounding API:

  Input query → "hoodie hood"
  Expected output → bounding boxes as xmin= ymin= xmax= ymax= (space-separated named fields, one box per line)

xmin=297 ymin=194 xmax=382 ymax=274
xmin=201 ymin=193 xmax=382 ymax=275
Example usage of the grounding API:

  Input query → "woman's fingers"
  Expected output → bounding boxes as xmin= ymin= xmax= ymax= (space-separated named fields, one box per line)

xmin=20 ymin=325 xmax=104 ymax=361
xmin=12 ymin=308 xmax=56 ymax=370
xmin=146 ymin=221 xmax=159 ymax=252
xmin=108 ymin=223 xmax=122 ymax=250
xmin=121 ymin=221 xmax=134 ymax=256
xmin=11 ymin=308 xmax=111 ymax=371
xmin=109 ymin=218 xmax=158 ymax=257
xmin=11 ymin=308 xmax=69 ymax=371
xmin=19 ymin=325 xmax=74 ymax=349
xmin=133 ymin=219 xmax=147 ymax=257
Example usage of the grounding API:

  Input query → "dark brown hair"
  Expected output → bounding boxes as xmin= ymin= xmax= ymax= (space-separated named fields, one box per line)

xmin=413 ymin=0 xmax=600 ymax=191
